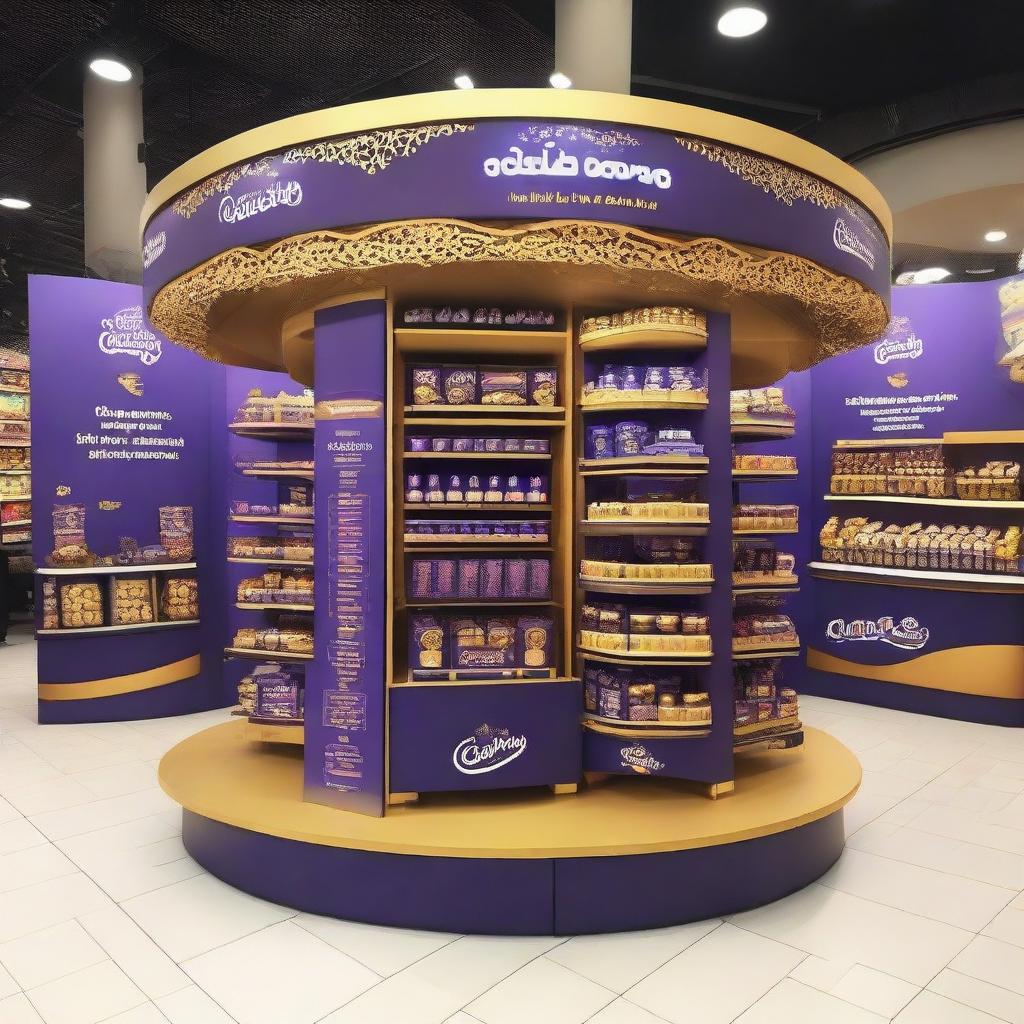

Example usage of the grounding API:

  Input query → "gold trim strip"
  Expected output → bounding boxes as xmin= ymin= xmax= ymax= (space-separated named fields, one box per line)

xmin=807 ymin=645 xmax=1024 ymax=699
xmin=141 ymin=89 xmax=891 ymax=240
xmin=39 ymin=655 xmax=201 ymax=701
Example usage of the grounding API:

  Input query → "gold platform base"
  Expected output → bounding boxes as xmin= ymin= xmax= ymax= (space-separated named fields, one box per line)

xmin=159 ymin=722 xmax=860 ymax=859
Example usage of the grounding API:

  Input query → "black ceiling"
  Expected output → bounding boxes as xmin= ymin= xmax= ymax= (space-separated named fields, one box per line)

xmin=2 ymin=0 xmax=1022 ymax=342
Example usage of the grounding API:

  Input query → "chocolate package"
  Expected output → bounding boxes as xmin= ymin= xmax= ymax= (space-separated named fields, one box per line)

xmin=441 ymin=368 xmax=478 ymax=405
xmin=48 ymin=504 xmax=94 ymax=568
xmin=59 ymin=581 xmax=103 ymax=628
xmin=480 ymin=369 xmax=528 ymax=406
xmin=161 ymin=577 xmax=198 ymax=620
xmin=528 ymin=368 xmax=558 ymax=407
xmin=410 ymin=614 xmax=445 ymax=669
xmin=112 ymin=578 xmax=154 ymax=625
xmin=411 ymin=366 xmax=441 ymax=406
xmin=159 ymin=506 xmax=194 ymax=562
xmin=41 ymin=577 xmax=59 ymax=630
xmin=517 ymin=615 xmax=553 ymax=668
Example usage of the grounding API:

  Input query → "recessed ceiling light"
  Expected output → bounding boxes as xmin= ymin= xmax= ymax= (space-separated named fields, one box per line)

xmin=453 ymin=73 xmax=474 ymax=90
xmin=897 ymin=266 xmax=952 ymax=285
xmin=966 ymin=268 xmax=996 ymax=275
xmin=549 ymin=71 xmax=572 ymax=89
xmin=89 ymin=57 xmax=132 ymax=82
xmin=984 ymin=229 xmax=1008 ymax=243
xmin=0 ymin=197 xmax=31 ymax=210
xmin=717 ymin=6 xmax=768 ymax=37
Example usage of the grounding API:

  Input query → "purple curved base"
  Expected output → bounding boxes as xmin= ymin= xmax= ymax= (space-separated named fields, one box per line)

xmin=182 ymin=807 xmax=846 ymax=934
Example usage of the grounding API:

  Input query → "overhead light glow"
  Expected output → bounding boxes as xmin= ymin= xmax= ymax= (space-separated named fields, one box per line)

xmin=89 ymin=57 xmax=132 ymax=82
xmin=966 ymin=268 xmax=996 ymax=275
xmin=717 ymin=6 xmax=768 ymax=37
xmin=549 ymin=71 xmax=572 ymax=89
xmin=897 ymin=266 xmax=952 ymax=285
xmin=453 ymin=74 xmax=474 ymax=90
xmin=0 ymin=197 xmax=31 ymax=210
xmin=984 ymin=229 xmax=1008 ymax=242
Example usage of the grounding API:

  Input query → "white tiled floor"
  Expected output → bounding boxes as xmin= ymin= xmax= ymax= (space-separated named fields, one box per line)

xmin=3 ymin=624 xmax=1024 ymax=1022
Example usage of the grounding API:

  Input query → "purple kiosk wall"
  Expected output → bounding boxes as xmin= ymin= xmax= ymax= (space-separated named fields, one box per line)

xmin=30 ymin=276 xmax=228 ymax=722
xmin=805 ymin=279 xmax=1024 ymax=724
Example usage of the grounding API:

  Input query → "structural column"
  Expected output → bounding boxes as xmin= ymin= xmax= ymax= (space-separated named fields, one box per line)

xmin=555 ymin=0 xmax=632 ymax=94
xmin=83 ymin=65 xmax=147 ymax=282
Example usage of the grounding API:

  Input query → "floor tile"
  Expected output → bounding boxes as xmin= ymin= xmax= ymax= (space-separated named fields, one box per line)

xmin=0 ymin=961 xmax=17 ymax=1000
xmin=0 ymin=795 xmax=22 ymax=824
xmin=70 ymin=762 xmax=159 ymax=800
xmin=181 ymin=920 xmax=378 ymax=1024
xmin=0 ymin=819 xmax=48 ymax=856
xmin=101 ymin=1004 xmax=170 ymax=1024
xmin=467 ymin=957 xmax=614 ymax=1024
xmin=122 ymin=872 xmax=294 ymax=962
xmin=733 ymin=978 xmax=886 ymax=1022
xmin=320 ymin=973 xmax=461 ymax=1024
xmin=294 ymin=912 xmax=457 ymax=976
xmin=627 ymin=923 xmax=803 ymax=1024
xmin=829 ymin=965 xmax=920 ymax=1018
xmin=25 ymin=960 xmax=146 ymax=1024
xmin=28 ymin=789 xmax=176 ymax=842
xmin=0 ymin=993 xmax=44 ymax=1023
xmin=950 ymin=935 xmax=1024 ymax=996
xmin=0 ymin=920 xmax=107 ymax=990
xmin=929 ymin=968 xmax=1024 ymax=1023
xmin=0 ymin=844 xmax=78 ymax=895
xmin=586 ymin=1001 xmax=669 ymax=1024
xmin=897 ymin=990 xmax=1008 ymax=1023
xmin=545 ymin=919 xmax=719 ymax=994
xmin=0 ymin=872 xmax=112 ymax=944
xmin=78 ymin=905 xmax=190 ymax=1000
xmin=819 ymin=847 xmax=1016 ymax=930
xmin=907 ymin=803 xmax=1024 ymax=855
xmin=2 ymin=778 xmax=98 ymax=817
xmin=154 ymin=985 xmax=236 ymax=1024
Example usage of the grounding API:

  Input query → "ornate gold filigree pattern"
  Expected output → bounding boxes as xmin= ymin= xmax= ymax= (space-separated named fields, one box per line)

xmin=283 ymin=123 xmax=473 ymax=172
xmin=171 ymin=157 xmax=277 ymax=219
xmin=149 ymin=219 xmax=888 ymax=367
xmin=676 ymin=137 xmax=856 ymax=214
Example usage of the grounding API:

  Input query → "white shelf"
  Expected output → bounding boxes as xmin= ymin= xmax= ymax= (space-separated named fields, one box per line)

xmin=809 ymin=561 xmax=1024 ymax=593
xmin=38 ymin=619 xmax=199 ymax=637
xmin=227 ymin=557 xmax=314 ymax=567
xmin=825 ymin=494 xmax=1024 ymax=509
xmin=37 ymin=562 xmax=197 ymax=576
xmin=0 ymin=495 xmax=29 ymax=503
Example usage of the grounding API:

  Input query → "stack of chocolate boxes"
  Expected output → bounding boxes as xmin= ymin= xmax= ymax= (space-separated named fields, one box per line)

xmin=830 ymin=446 xmax=952 ymax=497
xmin=410 ymin=365 xmax=557 ymax=407
xmin=732 ymin=611 xmax=798 ymax=650
xmin=409 ymin=558 xmax=550 ymax=600
xmin=405 ymin=474 xmax=548 ymax=504
xmin=408 ymin=613 xmax=555 ymax=680
xmin=583 ymin=663 xmax=711 ymax=725
xmin=581 ymin=365 xmax=706 ymax=407
xmin=407 ymin=436 xmax=549 ymax=453
xmin=579 ymin=602 xmax=710 ymax=655
xmin=238 ymin=666 xmax=304 ymax=721
xmin=404 ymin=519 xmax=549 ymax=541
xmin=733 ymin=540 xmax=796 ymax=583
xmin=734 ymin=659 xmax=799 ymax=728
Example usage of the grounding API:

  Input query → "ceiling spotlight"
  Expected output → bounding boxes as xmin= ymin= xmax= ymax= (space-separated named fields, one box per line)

xmin=549 ymin=71 xmax=572 ymax=89
xmin=0 ymin=197 xmax=31 ymax=210
xmin=453 ymin=73 xmax=474 ymax=90
xmin=717 ymin=6 xmax=768 ymax=37
xmin=984 ymin=229 xmax=1008 ymax=243
xmin=88 ymin=57 xmax=132 ymax=82
xmin=966 ymin=268 xmax=996 ymax=275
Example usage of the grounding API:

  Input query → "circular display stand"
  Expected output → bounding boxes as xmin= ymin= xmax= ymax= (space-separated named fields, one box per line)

xmin=160 ymin=722 xmax=859 ymax=935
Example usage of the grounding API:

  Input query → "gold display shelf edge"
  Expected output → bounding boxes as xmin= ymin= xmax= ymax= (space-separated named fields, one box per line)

xmin=245 ymin=722 xmax=304 ymax=746
xmin=577 ymin=646 xmax=712 ymax=666
xmin=224 ymin=647 xmax=313 ymax=661
xmin=38 ymin=562 xmax=198 ymax=576
xmin=580 ymin=398 xmax=708 ymax=413
xmin=403 ymin=452 xmax=551 ymax=461
xmin=391 ymin=675 xmax=578 ymax=688
xmin=809 ymin=562 xmax=1024 ymax=594
xmin=579 ymin=577 xmax=714 ymax=596
xmin=583 ymin=718 xmax=712 ymax=740
xmin=38 ymin=619 xmax=200 ymax=637
xmin=824 ymin=494 xmax=1024 ymax=510
xmin=227 ymin=558 xmax=315 ymax=567
xmin=578 ymin=323 xmax=708 ymax=352
xmin=405 ymin=405 xmax=565 ymax=415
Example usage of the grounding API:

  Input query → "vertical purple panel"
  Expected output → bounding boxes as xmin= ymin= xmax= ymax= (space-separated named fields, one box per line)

xmin=304 ymin=300 xmax=388 ymax=815
xmin=28 ymin=275 xmax=224 ymax=722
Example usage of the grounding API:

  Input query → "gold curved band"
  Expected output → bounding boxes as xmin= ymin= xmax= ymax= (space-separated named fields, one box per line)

xmin=39 ymin=654 xmax=202 ymax=701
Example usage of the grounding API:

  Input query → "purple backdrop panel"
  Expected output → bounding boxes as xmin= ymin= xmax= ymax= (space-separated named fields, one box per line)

xmin=582 ymin=729 xmax=723 ymax=784
xmin=389 ymin=681 xmax=582 ymax=793
xmin=304 ymin=300 xmax=388 ymax=815
xmin=182 ymin=811 xmax=555 ymax=934
xmin=554 ymin=810 xmax=844 ymax=933
xmin=28 ymin=275 xmax=223 ymax=722
xmin=144 ymin=118 xmax=889 ymax=304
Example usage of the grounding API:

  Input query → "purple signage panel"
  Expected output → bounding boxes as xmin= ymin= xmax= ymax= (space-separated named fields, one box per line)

xmin=144 ymin=118 xmax=890 ymax=304
xmin=28 ymin=276 xmax=224 ymax=722
xmin=304 ymin=300 xmax=388 ymax=815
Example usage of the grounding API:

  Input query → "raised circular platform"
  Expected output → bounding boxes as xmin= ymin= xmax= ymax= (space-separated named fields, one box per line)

xmin=160 ymin=722 xmax=860 ymax=934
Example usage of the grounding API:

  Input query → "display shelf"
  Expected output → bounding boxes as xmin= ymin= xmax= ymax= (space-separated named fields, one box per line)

xmin=732 ymin=469 xmax=798 ymax=481
xmin=732 ymin=645 xmax=802 ymax=659
xmin=392 ymin=675 xmax=577 ymax=688
xmin=0 ymin=386 xmax=29 ymax=395
xmin=38 ymin=619 xmax=200 ymax=637
xmin=0 ymin=495 xmax=30 ymax=502
xmin=403 ymin=451 xmax=551 ymax=461
xmin=224 ymin=647 xmax=313 ymax=662
xmin=241 ymin=468 xmax=314 ymax=480
xmin=0 ymin=470 xmax=30 ymax=475
xmin=583 ymin=719 xmax=712 ymax=739
xmin=401 ymin=598 xmax=556 ymax=609
xmin=809 ymin=560 xmax=1024 ymax=593
xmin=579 ymin=521 xmax=709 ymax=536
xmin=733 ymin=586 xmax=800 ymax=598
xmin=834 ymin=437 xmax=942 ymax=449
xmin=734 ymin=720 xmax=803 ymax=750
xmin=402 ymin=414 xmax=565 ymax=429
xmin=1 ymin=519 xmax=30 ymax=528
xmin=227 ymin=557 xmax=314 ymax=567
xmin=403 ymin=502 xmax=551 ymax=512
xmin=0 ymin=419 xmax=29 ymax=426
xmin=244 ymin=719 xmax=304 ymax=745
xmin=732 ymin=575 xmax=799 ymax=590
xmin=38 ymin=562 xmax=197 ymax=576
xmin=579 ymin=455 xmax=708 ymax=472
xmin=577 ymin=646 xmax=712 ymax=667
xmin=403 ymin=536 xmax=550 ymax=548
xmin=579 ymin=577 xmax=714 ymax=596
xmin=404 ymin=405 xmax=565 ymax=416
xmin=577 ymin=322 xmax=707 ymax=352
xmin=942 ymin=430 xmax=1024 ymax=445
xmin=229 ymin=515 xmax=314 ymax=526
xmin=227 ymin=422 xmax=313 ymax=439
xmin=580 ymin=396 xmax=708 ymax=413
xmin=824 ymin=494 xmax=1024 ymax=509
xmin=235 ymin=602 xmax=315 ymax=612
xmin=732 ymin=527 xmax=799 ymax=536
xmin=394 ymin=327 xmax=566 ymax=355
xmin=730 ymin=420 xmax=795 ymax=439
xmin=0 ymin=440 xmax=30 ymax=448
